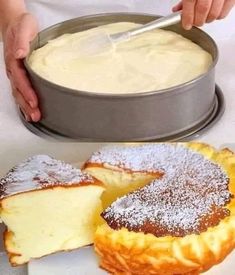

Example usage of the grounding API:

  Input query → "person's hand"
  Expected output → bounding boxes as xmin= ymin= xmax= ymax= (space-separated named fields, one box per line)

xmin=2 ymin=12 xmax=41 ymax=122
xmin=173 ymin=0 xmax=235 ymax=30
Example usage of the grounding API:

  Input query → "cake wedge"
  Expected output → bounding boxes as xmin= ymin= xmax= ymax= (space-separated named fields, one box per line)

xmin=0 ymin=155 xmax=105 ymax=266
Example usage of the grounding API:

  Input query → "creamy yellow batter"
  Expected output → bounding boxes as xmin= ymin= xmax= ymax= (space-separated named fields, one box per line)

xmin=29 ymin=22 xmax=213 ymax=94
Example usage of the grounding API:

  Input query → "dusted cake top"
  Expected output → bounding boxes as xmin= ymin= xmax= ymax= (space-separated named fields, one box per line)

xmin=29 ymin=22 xmax=212 ymax=94
xmin=99 ymin=144 xmax=231 ymax=237
xmin=87 ymin=143 xmax=215 ymax=173
xmin=0 ymin=155 xmax=95 ymax=198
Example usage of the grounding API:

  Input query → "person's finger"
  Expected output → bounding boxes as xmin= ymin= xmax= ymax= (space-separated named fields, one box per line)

xmin=30 ymin=108 xmax=41 ymax=122
xmin=14 ymin=14 xmax=38 ymax=59
xmin=12 ymin=87 xmax=32 ymax=121
xmin=172 ymin=1 xmax=183 ymax=12
xmin=206 ymin=0 xmax=225 ymax=22
xmin=182 ymin=0 xmax=197 ymax=30
xmin=218 ymin=0 xmax=235 ymax=19
xmin=9 ymin=58 xmax=38 ymax=109
xmin=194 ymin=0 xmax=213 ymax=26
xmin=12 ymin=87 xmax=41 ymax=122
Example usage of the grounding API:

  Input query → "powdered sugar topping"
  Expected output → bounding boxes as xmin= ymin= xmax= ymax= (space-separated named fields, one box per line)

xmin=0 ymin=155 xmax=94 ymax=198
xmin=100 ymin=144 xmax=231 ymax=237
xmin=88 ymin=143 xmax=192 ymax=173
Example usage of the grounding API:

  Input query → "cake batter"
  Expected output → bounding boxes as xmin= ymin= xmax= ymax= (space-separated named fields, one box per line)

xmin=29 ymin=22 xmax=212 ymax=93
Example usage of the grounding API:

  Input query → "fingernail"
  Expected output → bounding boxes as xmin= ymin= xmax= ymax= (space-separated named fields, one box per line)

xmin=29 ymin=100 xmax=36 ymax=108
xmin=31 ymin=113 xmax=38 ymax=122
xmin=184 ymin=24 xmax=192 ymax=30
xmin=15 ymin=49 xmax=24 ymax=59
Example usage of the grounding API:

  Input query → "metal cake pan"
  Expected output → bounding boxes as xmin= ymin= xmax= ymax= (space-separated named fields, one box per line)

xmin=24 ymin=13 xmax=218 ymax=141
xmin=19 ymin=85 xmax=225 ymax=142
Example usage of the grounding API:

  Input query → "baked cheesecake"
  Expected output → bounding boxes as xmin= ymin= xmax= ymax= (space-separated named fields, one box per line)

xmin=0 ymin=155 xmax=105 ymax=266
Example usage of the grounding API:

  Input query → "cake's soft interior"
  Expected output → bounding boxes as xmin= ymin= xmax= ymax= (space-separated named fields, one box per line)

xmin=0 ymin=186 xmax=104 ymax=265
xmin=84 ymin=166 xmax=158 ymax=208
xmin=28 ymin=22 xmax=213 ymax=94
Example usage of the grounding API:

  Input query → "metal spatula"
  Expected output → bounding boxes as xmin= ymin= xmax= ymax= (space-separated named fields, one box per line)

xmin=80 ymin=11 xmax=182 ymax=55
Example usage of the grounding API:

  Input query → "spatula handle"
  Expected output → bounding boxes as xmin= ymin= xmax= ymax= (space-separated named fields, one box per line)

xmin=129 ymin=11 xmax=182 ymax=37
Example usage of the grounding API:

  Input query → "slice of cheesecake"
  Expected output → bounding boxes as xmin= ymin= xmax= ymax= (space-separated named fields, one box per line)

xmin=0 ymin=155 xmax=105 ymax=266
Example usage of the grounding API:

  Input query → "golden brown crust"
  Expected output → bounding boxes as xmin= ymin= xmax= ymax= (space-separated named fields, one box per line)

xmin=4 ymin=231 xmax=21 ymax=267
xmin=95 ymin=219 xmax=235 ymax=274
xmin=94 ymin=142 xmax=235 ymax=275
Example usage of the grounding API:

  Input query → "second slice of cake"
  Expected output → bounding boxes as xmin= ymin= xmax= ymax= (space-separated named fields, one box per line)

xmin=0 ymin=155 xmax=105 ymax=266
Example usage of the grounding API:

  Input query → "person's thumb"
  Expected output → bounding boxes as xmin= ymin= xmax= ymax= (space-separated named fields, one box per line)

xmin=14 ymin=13 xmax=38 ymax=59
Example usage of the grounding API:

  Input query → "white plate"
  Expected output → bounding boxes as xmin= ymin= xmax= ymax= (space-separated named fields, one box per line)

xmin=0 ymin=252 xmax=27 ymax=275
xmin=28 ymin=246 xmax=235 ymax=275
xmin=28 ymin=247 xmax=106 ymax=275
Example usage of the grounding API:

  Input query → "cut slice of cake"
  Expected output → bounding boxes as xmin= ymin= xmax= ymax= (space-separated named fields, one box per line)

xmin=0 ymin=155 xmax=105 ymax=266
xmin=83 ymin=145 xmax=164 ymax=208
